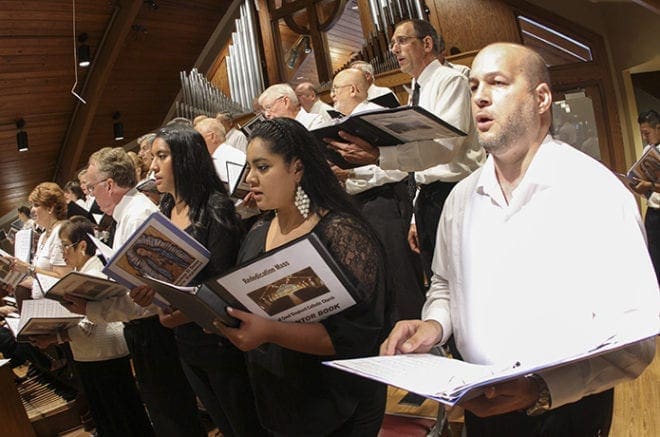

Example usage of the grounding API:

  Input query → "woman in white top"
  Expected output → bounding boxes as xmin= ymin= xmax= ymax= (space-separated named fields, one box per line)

xmin=14 ymin=182 xmax=72 ymax=298
xmin=32 ymin=217 xmax=154 ymax=436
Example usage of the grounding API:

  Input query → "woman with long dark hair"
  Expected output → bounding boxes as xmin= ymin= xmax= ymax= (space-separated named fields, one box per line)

xmin=216 ymin=117 xmax=390 ymax=436
xmin=130 ymin=125 xmax=263 ymax=437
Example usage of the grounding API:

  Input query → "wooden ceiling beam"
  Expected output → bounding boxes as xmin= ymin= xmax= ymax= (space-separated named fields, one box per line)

xmin=162 ymin=0 xmax=243 ymax=123
xmin=54 ymin=0 xmax=143 ymax=185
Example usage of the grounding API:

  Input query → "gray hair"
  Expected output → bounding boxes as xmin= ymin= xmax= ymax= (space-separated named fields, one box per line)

xmin=258 ymin=83 xmax=299 ymax=106
xmin=89 ymin=147 xmax=137 ymax=188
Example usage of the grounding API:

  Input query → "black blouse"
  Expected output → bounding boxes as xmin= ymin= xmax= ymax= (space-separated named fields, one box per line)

xmin=237 ymin=211 xmax=388 ymax=435
xmin=161 ymin=193 xmax=242 ymax=350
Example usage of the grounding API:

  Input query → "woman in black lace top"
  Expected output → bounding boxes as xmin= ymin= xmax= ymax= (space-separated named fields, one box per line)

xmin=216 ymin=118 xmax=389 ymax=436
xmin=131 ymin=125 xmax=264 ymax=436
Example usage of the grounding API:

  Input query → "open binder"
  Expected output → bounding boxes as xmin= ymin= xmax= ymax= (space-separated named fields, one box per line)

xmin=142 ymin=232 xmax=359 ymax=335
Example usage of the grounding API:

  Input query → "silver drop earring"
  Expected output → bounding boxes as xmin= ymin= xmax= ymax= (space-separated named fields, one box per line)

xmin=294 ymin=185 xmax=310 ymax=218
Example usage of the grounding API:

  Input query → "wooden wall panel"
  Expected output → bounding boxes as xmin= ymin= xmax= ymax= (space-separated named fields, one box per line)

xmin=428 ymin=0 xmax=520 ymax=53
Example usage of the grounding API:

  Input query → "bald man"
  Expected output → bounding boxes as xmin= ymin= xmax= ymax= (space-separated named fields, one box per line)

xmin=295 ymin=82 xmax=333 ymax=122
xmin=195 ymin=117 xmax=246 ymax=183
xmin=331 ymin=68 xmax=425 ymax=319
xmin=381 ymin=43 xmax=658 ymax=436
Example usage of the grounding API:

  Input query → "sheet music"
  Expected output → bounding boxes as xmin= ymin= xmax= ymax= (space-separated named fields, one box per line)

xmin=14 ymin=228 xmax=33 ymax=263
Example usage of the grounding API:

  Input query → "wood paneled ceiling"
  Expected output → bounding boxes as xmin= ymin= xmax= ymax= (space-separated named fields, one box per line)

xmin=0 ymin=0 xmax=229 ymax=217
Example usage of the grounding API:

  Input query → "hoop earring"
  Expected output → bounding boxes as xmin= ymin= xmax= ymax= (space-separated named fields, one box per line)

xmin=294 ymin=185 xmax=310 ymax=219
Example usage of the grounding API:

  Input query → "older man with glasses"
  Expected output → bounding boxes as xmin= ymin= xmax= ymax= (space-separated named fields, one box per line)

xmin=258 ymin=83 xmax=326 ymax=130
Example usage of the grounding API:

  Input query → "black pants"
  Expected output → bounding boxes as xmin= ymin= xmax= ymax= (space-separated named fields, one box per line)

xmin=414 ymin=181 xmax=458 ymax=281
xmin=75 ymin=356 xmax=154 ymax=437
xmin=645 ymin=207 xmax=659 ymax=284
xmin=123 ymin=316 xmax=205 ymax=437
xmin=177 ymin=336 xmax=264 ymax=437
xmin=354 ymin=180 xmax=425 ymax=320
xmin=464 ymin=389 xmax=614 ymax=437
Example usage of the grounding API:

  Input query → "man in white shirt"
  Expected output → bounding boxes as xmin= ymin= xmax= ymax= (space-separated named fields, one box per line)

xmin=258 ymin=83 xmax=325 ymax=130
xmin=216 ymin=112 xmax=248 ymax=153
xmin=70 ymin=146 xmax=206 ymax=437
xmin=331 ymin=68 xmax=425 ymax=318
xmin=632 ymin=109 xmax=660 ymax=283
xmin=295 ymin=82 xmax=334 ymax=122
xmin=381 ymin=43 xmax=659 ymax=436
xmin=195 ymin=117 xmax=246 ymax=184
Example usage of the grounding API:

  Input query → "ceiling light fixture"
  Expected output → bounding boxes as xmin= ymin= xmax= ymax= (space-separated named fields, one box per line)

xmin=77 ymin=33 xmax=91 ymax=67
xmin=16 ymin=118 xmax=28 ymax=152
xmin=112 ymin=111 xmax=124 ymax=141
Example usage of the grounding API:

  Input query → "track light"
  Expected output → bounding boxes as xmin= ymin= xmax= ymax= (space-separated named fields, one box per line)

xmin=77 ymin=33 xmax=91 ymax=67
xmin=112 ymin=111 xmax=124 ymax=141
xmin=303 ymin=36 xmax=312 ymax=54
xmin=144 ymin=0 xmax=159 ymax=10
xmin=16 ymin=118 xmax=28 ymax=152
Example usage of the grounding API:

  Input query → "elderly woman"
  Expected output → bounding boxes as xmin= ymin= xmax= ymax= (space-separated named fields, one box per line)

xmin=217 ymin=117 xmax=390 ymax=436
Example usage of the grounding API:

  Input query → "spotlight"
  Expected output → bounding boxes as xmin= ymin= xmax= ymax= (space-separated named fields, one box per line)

xmin=16 ymin=118 xmax=28 ymax=152
xmin=112 ymin=111 xmax=124 ymax=141
xmin=77 ymin=33 xmax=91 ymax=67
xmin=144 ymin=0 xmax=159 ymax=10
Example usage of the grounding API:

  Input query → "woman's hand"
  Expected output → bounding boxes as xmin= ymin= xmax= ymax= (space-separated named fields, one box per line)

xmin=214 ymin=307 xmax=274 ymax=351
xmin=129 ymin=285 xmax=156 ymax=307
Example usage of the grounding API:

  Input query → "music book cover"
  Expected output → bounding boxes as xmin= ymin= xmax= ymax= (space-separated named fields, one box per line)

xmin=10 ymin=299 xmax=83 ymax=342
xmin=142 ymin=232 xmax=358 ymax=333
xmin=0 ymin=248 xmax=26 ymax=288
xmin=35 ymin=271 xmax=128 ymax=303
xmin=325 ymin=312 xmax=658 ymax=407
xmin=227 ymin=161 xmax=250 ymax=200
xmin=239 ymin=113 xmax=266 ymax=137
xmin=99 ymin=211 xmax=211 ymax=289
xmin=312 ymin=106 xmax=466 ymax=169
xmin=626 ymin=145 xmax=659 ymax=183
xmin=369 ymin=92 xmax=400 ymax=109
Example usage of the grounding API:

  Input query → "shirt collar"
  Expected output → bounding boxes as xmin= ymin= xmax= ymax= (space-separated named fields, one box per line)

xmin=476 ymin=135 xmax=557 ymax=208
xmin=112 ymin=186 xmax=139 ymax=222
xmin=412 ymin=59 xmax=442 ymax=90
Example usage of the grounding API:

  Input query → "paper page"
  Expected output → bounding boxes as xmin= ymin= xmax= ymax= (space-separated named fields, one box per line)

xmin=35 ymin=272 xmax=59 ymax=293
xmin=88 ymin=233 xmax=115 ymax=261
xmin=14 ymin=228 xmax=33 ymax=263
xmin=0 ymin=256 xmax=26 ymax=287
xmin=213 ymin=237 xmax=356 ymax=322
xmin=359 ymin=107 xmax=465 ymax=142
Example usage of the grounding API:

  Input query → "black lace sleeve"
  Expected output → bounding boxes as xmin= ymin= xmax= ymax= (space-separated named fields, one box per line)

xmin=315 ymin=213 xmax=388 ymax=359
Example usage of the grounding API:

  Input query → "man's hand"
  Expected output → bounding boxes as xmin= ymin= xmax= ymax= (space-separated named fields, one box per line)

xmin=214 ymin=307 xmax=274 ymax=351
xmin=461 ymin=377 xmax=539 ymax=418
xmin=130 ymin=286 xmax=156 ymax=307
xmin=0 ymin=305 xmax=16 ymax=317
xmin=408 ymin=223 xmax=421 ymax=254
xmin=158 ymin=309 xmax=189 ymax=328
xmin=325 ymin=131 xmax=380 ymax=166
xmin=62 ymin=294 xmax=87 ymax=315
xmin=380 ymin=319 xmax=443 ymax=355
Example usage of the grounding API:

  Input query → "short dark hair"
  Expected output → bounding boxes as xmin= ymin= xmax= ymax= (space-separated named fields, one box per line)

xmin=63 ymin=180 xmax=86 ymax=201
xmin=396 ymin=19 xmax=441 ymax=55
xmin=59 ymin=216 xmax=96 ymax=256
xmin=17 ymin=205 xmax=31 ymax=216
xmin=638 ymin=109 xmax=659 ymax=127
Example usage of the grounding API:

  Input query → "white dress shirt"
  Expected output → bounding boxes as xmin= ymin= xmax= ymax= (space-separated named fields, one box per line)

xmin=86 ymin=188 xmax=159 ymax=323
xmin=32 ymin=224 xmax=66 ymax=299
xmin=379 ymin=60 xmax=484 ymax=173
xmin=367 ymin=84 xmax=399 ymax=102
xmin=225 ymin=127 xmax=248 ymax=154
xmin=212 ymin=143 xmax=247 ymax=183
xmin=423 ymin=136 xmax=659 ymax=409
xmin=295 ymin=107 xmax=326 ymax=130
xmin=309 ymin=99 xmax=334 ymax=123
xmin=642 ymin=144 xmax=659 ymax=209
xmin=344 ymin=100 xmax=408 ymax=195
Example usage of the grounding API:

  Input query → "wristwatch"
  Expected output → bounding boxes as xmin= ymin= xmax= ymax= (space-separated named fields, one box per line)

xmin=525 ymin=373 xmax=551 ymax=416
